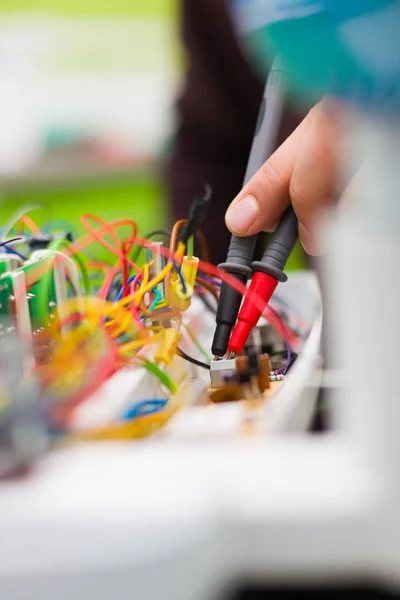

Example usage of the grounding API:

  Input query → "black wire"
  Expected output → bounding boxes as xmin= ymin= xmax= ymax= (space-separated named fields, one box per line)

xmin=0 ymin=238 xmax=28 ymax=260
xmin=0 ymin=237 xmax=22 ymax=247
xmin=177 ymin=347 xmax=210 ymax=370
xmin=178 ymin=186 xmax=211 ymax=245
xmin=131 ymin=229 xmax=171 ymax=263
xmin=143 ymin=229 xmax=172 ymax=241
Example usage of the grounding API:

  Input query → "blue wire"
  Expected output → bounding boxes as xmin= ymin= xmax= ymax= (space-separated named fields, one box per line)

xmin=107 ymin=279 xmax=121 ymax=301
xmin=121 ymin=399 xmax=167 ymax=421
xmin=115 ymin=275 xmax=137 ymax=302
xmin=114 ymin=278 xmax=160 ymax=324
xmin=173 ymin=261 xmax=187 ymax=294
xmin=113 ymin=263 xmax=187 ymax=302
xmin=3 ymin=245 xmax=27 ymax=260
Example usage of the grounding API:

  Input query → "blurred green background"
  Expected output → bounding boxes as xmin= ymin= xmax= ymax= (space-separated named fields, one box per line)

xmin=0 ymin=0 xmax=176 ymax=17
xmin=0 ymin=0 xmax=177 ymax=244
xmin=0 ymin=0 xmax=304 ymax=268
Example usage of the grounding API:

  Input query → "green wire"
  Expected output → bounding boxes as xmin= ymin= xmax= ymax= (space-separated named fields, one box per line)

xmin=187 ymin=235 xmax=194 ymax=258
xmin=182 ymin=322 xmax=212 ymax=363
xmin=148 ymin=288 xmax=161 ymax=312
xmin=49 ymin=238 xmax=91 ymax=295
xmin=35 ymin=255 xmax=56 ymax=327
xmin=141 ymin=358 xmax=178 ymax=394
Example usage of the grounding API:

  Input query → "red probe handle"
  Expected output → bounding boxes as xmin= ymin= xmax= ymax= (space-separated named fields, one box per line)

xmin=228 ymin=271 xmax=278 ymax=354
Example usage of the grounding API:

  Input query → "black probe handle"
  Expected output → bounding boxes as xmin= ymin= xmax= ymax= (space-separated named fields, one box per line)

xmin=251 ymin=205 xmax=299 ymax=282
xmin=212 ymin=63 xmax=288 ymax=358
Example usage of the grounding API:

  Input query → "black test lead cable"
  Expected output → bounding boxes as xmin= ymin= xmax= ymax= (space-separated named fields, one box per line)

xmin=211 ymin=60 xmax=289 ymax=358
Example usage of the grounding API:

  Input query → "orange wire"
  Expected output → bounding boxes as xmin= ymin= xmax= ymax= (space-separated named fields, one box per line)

xmin=59 ymin=219 xmax=300 ymax=348
xmin=20 ymin=215 xmax=41 ymax=235
xmin=116 ymin=232 xmax=300 ymax=347
xmin=169 ymin=219 xmax=187 ymax=257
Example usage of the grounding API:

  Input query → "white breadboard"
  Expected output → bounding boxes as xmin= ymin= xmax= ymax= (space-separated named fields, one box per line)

xmin=0 ymin=271 xmax=327 ymax=600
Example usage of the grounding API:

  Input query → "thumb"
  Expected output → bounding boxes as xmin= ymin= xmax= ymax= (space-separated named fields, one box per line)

xmin=225 ymin=108 xmax=315 ymax=236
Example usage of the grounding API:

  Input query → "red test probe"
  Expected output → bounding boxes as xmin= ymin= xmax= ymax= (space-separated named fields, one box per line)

xmin=228 ymin=205 xmax=299 ymax=354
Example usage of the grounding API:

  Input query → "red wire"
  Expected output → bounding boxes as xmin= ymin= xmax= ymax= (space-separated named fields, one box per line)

xmin=99 ymin=261 xmax=122 ymax=300
xmin=58 ymin=312 xmax=86 ymax=330
xmin=64 ymin=220 xmax=299 ymax=347
xmin=34 ymin=214 xmax=301 ymax=426
xmin=106 ymin=233 xmax=300 ymax=347
xmin=122 ymin=239 xmax=130 ymax=298
xmin=80 ymin=214 xmax=143 ymax=276
xmin=130 ymin=274 xmax=146 ymax=332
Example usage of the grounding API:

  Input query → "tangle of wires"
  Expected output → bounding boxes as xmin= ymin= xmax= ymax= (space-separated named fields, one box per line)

xmin=0 ymin=195 xmax=301 ymax=446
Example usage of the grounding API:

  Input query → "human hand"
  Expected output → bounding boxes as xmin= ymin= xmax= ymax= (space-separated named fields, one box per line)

xmin=225 ymin=101 xmax=340 ymax=255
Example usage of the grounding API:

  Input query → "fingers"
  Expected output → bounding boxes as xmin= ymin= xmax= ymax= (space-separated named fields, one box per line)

xmin=225 ymin=102 xmax=341 ymax=255
xmin=225 ymin=110 xmax=314 ymax=236
xmin=289 ymin=102 xmax=340 ymax=254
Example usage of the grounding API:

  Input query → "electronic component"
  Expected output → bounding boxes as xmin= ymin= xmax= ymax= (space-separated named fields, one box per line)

xmin=236 ymin=353 xmax=270 ymax=392
xmin=210 ymin=358 xmax=237 ymax=388
xmin=210 ymin=353 xmax=270 ymax=392
xmin=270 ymin=374 xmax=286 ymax=382
xmin=247 ymin=320 xmax=286 ymax=356
xmin=210 ymin=384 xmax=243 ymax=403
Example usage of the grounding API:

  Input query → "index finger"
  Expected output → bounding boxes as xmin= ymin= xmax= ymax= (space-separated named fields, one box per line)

xmin=225 ymin=106 xmax=316 ymax=236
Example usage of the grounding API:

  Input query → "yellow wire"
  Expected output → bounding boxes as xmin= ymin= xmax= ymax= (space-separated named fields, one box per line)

xmin=133 ymin=262 xmax=150 ymax=307
xmin=36 ymin=234 xmax=190 ymax=426
xmin=110 ymin=242 xmax=185 ymax=313
xmin=117 ymin=326 xmax=164 ymax=354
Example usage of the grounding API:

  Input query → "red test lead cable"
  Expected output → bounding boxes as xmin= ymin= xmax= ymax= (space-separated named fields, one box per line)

xmin=228 ymin=205 xmax=299 ymax=354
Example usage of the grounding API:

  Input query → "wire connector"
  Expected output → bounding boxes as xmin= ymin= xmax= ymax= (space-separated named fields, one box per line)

xmin=154 ymin=328 xmax=182 ymax=366
xmin=181 ymin=256 xmax=199 ymax=290
xmin=168 ymin=256 xmax=199 ymax=312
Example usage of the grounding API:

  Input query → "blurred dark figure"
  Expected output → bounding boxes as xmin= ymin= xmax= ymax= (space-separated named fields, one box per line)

xmin=165 ymin=0 xmax=301 ymax=264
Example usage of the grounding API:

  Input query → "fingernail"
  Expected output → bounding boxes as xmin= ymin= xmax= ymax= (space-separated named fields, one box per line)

xmin=299 ymin=222 xmax=317 ymax=256
xmin=226 ymin=196 xmax=258 ymax=234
